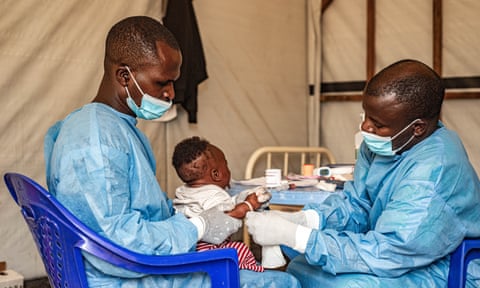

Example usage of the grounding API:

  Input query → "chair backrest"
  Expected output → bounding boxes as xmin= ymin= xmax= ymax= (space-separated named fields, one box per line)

xmin=4 ymin=173 xmax=240 ymax=288
xmin=448 ymin=238 xmax=480 ymax=288
xmin=244 ymin=146 xmax=336 ymax=179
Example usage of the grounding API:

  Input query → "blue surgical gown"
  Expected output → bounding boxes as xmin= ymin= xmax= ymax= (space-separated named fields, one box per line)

xmin=287 ymin=122 xmax=480 ymax=287
xmin=44 ymin=103 xmax=300 ymax=288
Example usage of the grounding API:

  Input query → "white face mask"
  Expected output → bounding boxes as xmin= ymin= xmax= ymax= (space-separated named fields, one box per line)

xmin=124 ymin=66 xmax=172 ymax=120
xmin=361 ymin=119 xmax=420 ymax=156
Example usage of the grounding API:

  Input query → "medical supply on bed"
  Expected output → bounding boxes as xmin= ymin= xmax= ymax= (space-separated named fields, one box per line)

xmin=313 ymin=165 xmax=354 ymax=178
xmin=265 ymin=169 xmax=282 ymax=188
xmin=302 ymin=164 xmax=314 ymax=176
xmin=316 ymin=180 xmax=338 ymax=192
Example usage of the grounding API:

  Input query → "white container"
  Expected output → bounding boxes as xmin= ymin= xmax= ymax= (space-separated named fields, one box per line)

xmin=0 ymin=270 xmax=24 ymax=288
xmin=265 ymin=169 xmax=282 ymax=188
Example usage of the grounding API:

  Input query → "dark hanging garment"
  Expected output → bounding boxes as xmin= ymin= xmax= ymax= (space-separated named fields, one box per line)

xmin=163 ymin=0 xmax=208 ymax=123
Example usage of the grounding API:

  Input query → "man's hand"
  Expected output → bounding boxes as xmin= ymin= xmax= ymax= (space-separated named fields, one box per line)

xmin=245 ymin=211 xmax=298 ymax=247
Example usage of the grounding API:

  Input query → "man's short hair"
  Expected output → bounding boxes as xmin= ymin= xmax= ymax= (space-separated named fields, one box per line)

xmin=105 ymin=16 xmax=180 ymax=69
xmin=364 ymin=59 xmax=445 ymax=120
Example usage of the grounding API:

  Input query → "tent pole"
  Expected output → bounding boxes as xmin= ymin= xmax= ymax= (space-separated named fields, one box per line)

xmin=307 ymin=0 xmax=322 ymax=147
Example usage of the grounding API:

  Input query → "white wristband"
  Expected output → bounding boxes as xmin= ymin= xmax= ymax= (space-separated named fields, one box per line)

xmin=243 ymin=201 xmax=254 ymax=211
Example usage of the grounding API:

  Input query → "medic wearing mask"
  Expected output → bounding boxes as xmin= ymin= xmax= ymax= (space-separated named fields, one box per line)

xmin=45 ymin=16 xmax=300 ymax=288
xmin=360 ymin=108 xmax=425 ymax=157
xmin=44 ymin=17 xmax=212 ymax=287
xmin=124 ymin=65 xmax=172 ymax=120
xmin=246 ymin=59 xmax=480 ymax=288
xmin=358 ymin=65 xmax=439 ymax=157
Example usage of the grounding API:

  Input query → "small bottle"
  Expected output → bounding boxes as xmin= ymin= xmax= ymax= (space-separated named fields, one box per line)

xmin=302 ymin=164 xmax=314 ymax=177
xmin=265 ymin=169 xmax=282 ymax=188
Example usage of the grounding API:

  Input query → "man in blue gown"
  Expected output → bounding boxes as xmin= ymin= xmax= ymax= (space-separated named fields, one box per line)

xmin=246 ymin=59 xmax=480 ymax=287
xmin=44 ymin=16 xmax=299 ymax=288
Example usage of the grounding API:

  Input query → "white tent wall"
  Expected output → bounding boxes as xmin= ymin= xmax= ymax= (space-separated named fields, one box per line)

xmin=0 ymin=0 xmax=167 ymax=279
xmin=1 ymin=0 xmax=479 ymax=281
xmin=162 ymin=0 xmax=309 ymax=194
xmin=320 ymin=0 xmax=480 ymax=174
xmin=0 ymin=0 xmax=308 ymax=279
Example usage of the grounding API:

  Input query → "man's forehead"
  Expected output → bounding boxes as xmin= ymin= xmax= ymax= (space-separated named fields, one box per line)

xmin=363 ymin=93 xmax=409 ymax=122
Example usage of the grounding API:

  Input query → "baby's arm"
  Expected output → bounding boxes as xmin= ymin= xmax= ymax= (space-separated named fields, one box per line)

xmin=228 ymin=193 xmax=262 ymax=219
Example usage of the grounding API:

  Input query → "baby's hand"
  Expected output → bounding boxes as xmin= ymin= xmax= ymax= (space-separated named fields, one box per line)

xmin=245 ymin=187 xmax=272 ymax=211
xmin=245 ymin=193 xmax=262 ymax=210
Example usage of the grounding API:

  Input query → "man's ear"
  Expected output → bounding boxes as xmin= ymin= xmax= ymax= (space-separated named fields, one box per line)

xmin=413 ymin=119 xmax=427 ymax=136
xmin=116 ymin=67 xmax=129 ymax=86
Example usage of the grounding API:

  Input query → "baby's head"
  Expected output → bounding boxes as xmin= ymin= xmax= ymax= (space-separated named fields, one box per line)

xmin=172 ymin=136 xmax=231 ymax=188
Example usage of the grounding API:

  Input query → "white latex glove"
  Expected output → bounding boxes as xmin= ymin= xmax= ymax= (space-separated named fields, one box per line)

xmin=245 ymin=211 xmax=312 ymax=253
xmin=268 ymin=209 xmax=319 ymax=229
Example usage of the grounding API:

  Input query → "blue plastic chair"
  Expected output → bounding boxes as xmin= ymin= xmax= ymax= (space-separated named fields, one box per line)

xmin=4 ymin=172 xmax=240 ymax=288
xmin=448 ymin=238 xmax=480 ymax=288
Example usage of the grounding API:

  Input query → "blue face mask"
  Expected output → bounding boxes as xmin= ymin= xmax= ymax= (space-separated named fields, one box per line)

xmin=361 ymin=119 xmax=420 ymax=156
xmin=124 ymin=66 xmax=172 ymax=120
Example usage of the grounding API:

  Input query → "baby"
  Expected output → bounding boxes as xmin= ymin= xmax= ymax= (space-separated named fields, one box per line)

xmin=172 ymin=136 xmax=271 ymax=271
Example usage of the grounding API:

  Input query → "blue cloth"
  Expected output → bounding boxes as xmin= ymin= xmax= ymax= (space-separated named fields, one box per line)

xmin=44 ymin=103 xmax=300 ymax=288
xmin=288 ymin=122 xmax=480 ymax=287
